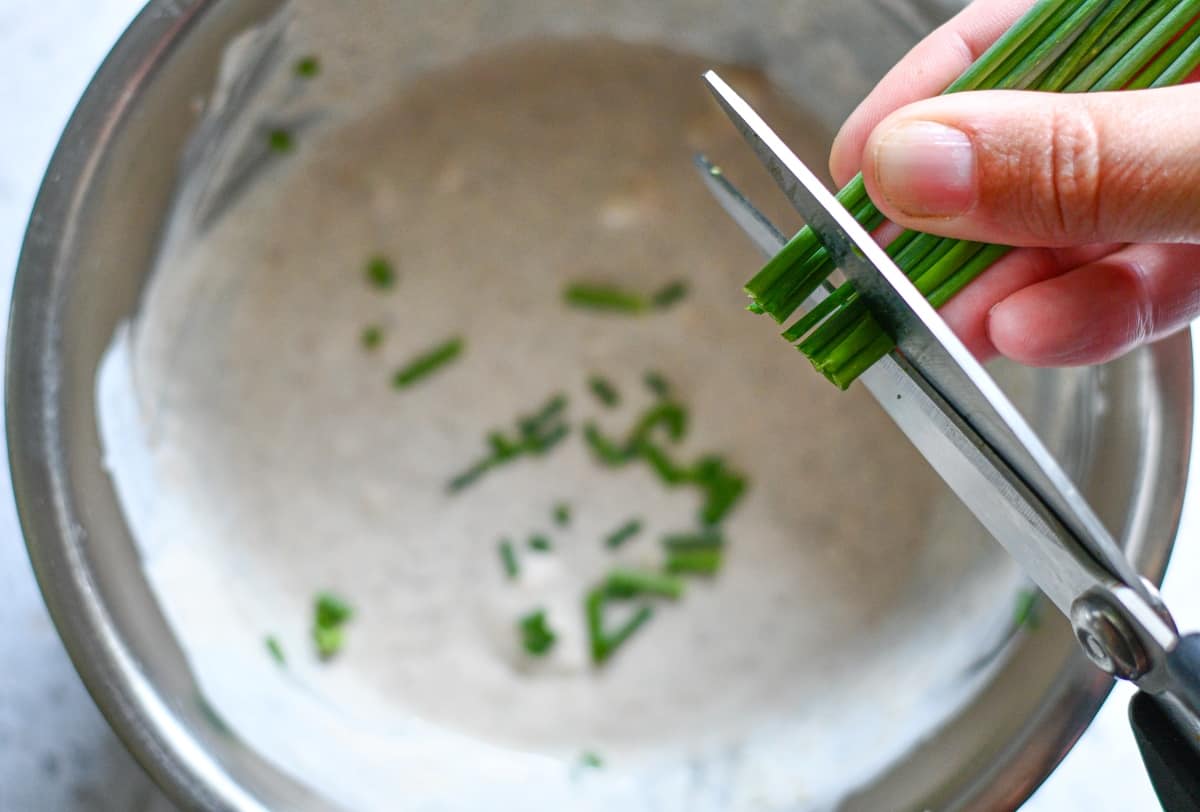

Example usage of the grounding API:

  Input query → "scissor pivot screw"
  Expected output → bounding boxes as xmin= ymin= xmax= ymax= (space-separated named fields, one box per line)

xmin=1070 ymin=593 xmax=1151 ymax=681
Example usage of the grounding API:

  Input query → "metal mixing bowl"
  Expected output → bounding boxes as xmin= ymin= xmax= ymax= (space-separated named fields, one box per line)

xmin=7 ymin=0 xmax=1193 ymax=809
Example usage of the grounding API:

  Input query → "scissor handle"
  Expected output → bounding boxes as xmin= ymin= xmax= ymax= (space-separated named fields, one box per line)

xmin=1130 ymin=634 xmax=1200 ymax=811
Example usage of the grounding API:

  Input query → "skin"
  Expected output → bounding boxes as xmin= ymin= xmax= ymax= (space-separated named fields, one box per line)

xmin=828 ymin=0 xmax=1200 ymax=366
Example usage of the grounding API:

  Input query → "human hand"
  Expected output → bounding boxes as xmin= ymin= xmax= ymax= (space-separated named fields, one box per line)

xmin=829 ymin=0 xmax=1200 ymax=366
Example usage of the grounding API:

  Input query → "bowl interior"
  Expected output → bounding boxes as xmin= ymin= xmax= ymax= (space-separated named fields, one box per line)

xmin=8 ymin=1 xmax=1191 ymax=810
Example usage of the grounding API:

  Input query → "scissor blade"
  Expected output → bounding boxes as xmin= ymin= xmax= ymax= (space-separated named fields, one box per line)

xmin=702 ymin=69 xmax=1150 ymax=603
xmin=691 ymin=156 xmax=1125 ymax=614
xmin=693 ymin=155 xmax=790 ymax=250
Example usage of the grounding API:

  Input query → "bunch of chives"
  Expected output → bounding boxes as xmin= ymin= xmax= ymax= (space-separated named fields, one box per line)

xmin=745 ymin=0 xmax=1200 ymax=389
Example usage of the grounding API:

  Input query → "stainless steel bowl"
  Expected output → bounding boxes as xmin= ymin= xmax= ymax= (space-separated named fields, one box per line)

xmin=7 ymin=1 xmax=1193 ymax=809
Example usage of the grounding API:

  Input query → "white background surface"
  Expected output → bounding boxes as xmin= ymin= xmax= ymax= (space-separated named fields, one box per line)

xmin=0 ymin=1 xmax=1196 ymax=810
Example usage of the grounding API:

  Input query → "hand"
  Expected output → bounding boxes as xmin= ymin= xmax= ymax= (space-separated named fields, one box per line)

xmin=829 ymin=0 xmax=1200 ymax=366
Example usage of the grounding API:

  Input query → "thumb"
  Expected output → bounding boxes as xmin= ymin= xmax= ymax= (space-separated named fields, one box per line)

xmin=859 ymin=85 xmax=1200 ymax=246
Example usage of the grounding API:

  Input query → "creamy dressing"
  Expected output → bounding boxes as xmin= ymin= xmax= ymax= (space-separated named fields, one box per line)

xmin=98 ymin=30 xmax=1022 ymax=812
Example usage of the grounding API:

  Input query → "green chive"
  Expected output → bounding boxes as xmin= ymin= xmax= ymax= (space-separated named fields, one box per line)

xmin=583 ymin=423 xmax=636 ymax=466
xmin=665 ymin=547 xmax=723 ymax=576
xmin=643 ymin=371 xmax=670 ymax=399
xmin=586 ymin=586 xmax=655 ymax=665
xmin=640 ymin=442 xmax=690 ymax=485
xmin=632 ymin=400 xmax=688 ymax=443
xmin=553 ymin=502 xmax=571 ymax=527
xmin=744 ymin=0 xmax=1200 ymax=389
xmin=661 ymin=530 xmax=724 ymax=551
xmin=447 ymin=460 xmax=491 ymax=493
xmin=564 ymin=283 xmax=647 ymax=313
xmin=448 ymin=393 xmax=570 ymax=492
xmin=267 ymin=129 xmax=294 ymax=153
xmin=588 ymin=375 xmax=620 ymax=408
xmin=312 ymin=626 xmax=345 ymax=660
xmin=312 ymin=592 xmax=353 ymax=660
xmin=692 ymin=456 xmax=748 ymax=526
xmin=295 ymin=55 xmax=321 ymax=78
xmin=528 ymin=534 xmax=553 ymax=552
xmin=265 ymin=636 xmax=286 ymax=666
xmin=604 ymin=568 xmax=685 ymax=600
xmin=604 ymin=518 xmax=643 ymax=549
xmin=365 ymin=256 xmax=396 ymax=289
xmin=651 ymin=280 xmax=689 ymax=309
xmin=580 ymin=752 xmax=604 ymax=769
xmin=315 ymin=592 xmax=353 ymax=628
xmin=518 ymin=609 xmax=557 ymax=656
xmin=361 ymin=325 xmax=384 ymax=350
xmin=392 ymin=336 xmax=464 ymax=389
xmin=1013 ymin=588 xmax=1042 ymax=630
xmin=499 ymin=539 xmax=519 ymax=579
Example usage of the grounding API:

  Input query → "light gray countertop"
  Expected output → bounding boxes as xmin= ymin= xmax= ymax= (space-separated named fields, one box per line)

xmin=1 ymin=2 xmax=1195 ymax=810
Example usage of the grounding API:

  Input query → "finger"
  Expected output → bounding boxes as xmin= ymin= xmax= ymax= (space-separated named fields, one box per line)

xmin=860 ymin=86 xmax=1200 ymax=245
xmin=938 ymin=243 xmax=1121 ymax=358
xmin=987 ymin=243 xmax=1200 ymax=366
xmin=829 ymin=0 xmax=1038 ymax=185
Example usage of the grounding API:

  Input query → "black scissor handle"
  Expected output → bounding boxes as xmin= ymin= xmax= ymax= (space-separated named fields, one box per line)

xmin=1130 ymin=634 xmax=1200 ymax=811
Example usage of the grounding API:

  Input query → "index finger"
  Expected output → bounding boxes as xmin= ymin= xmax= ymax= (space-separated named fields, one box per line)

xmin=829 ymin=0 xmax=1038 ymax=186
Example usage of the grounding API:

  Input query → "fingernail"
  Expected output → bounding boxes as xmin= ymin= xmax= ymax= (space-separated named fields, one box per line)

xmin=873 ymin=121 xmax=976 ymax=217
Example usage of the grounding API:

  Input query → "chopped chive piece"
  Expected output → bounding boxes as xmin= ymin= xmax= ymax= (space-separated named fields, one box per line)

xmin=747 ymin=301 xmax=766 ymax=314
xmin=665 ymin=547 xmax=723 ymax=576
xmin=661 ymin=530 xmax=724 ymax=551
xmin=499 ymin=539 xmax=519 ymax=579
xmin=365 ymin=255 xmax=396 ymax=289
xmin=392 ymin=336 xmax=464 ymax=389
xmin=312 ymin=591 xmax=353 ymax=660
xmin=488 ymin=432 xmax=523 ymax=461
xmin=640 ymin=442 xmax=689 ymax=485
xmin=605 ymin=568 xmax=684 ymax=600
xmin=586 ymin=587 xmax=655 ymax=665
xmin=632 ymin=401 xmax=688 ymax=444
xmin=448 ymin=393 xmax=570 ymax=492
xmin=1013 ymin=588 xmax=1042 ymax=629
xmin=267 ymin=129 xmax=294 ymax=153
xmin=447 ymin=460 xmax=490 ymax=493
xmin=265 ymin=636 xmax=286 ymax=666
xmin=588 ymin=375 xmax=620 ymax=408
xmin=650 ymin=280 xmax=689 ymax=309
xmin=533 ymin=422 xmax=570 ymax=455
xmin=583 ymin=423 xmax=636 ymax=465
xmin=580 ymin=752 xmax=604 ymax=769
xmin=564 ymin=283 xmax=647 ymax=313
xmin=691 ymin=456 xmax=748 ymax=526
xmin=315 ymin=592 xmax=353 ymax=628
xmin=643 ymin=371 xmax=670 ymax=399
xmin=604 ymin=518 xmax=643 ymax=549
xmin=361 ymin=325 xmax=383 ymax=350
xmin=518 ymin=609 xmax=557 ymax=656
xmin=528 ymin=534 xmax=553 ymax=552
xmin=583 ymin=400 xmax=746 ymax=521
xmin=312 ymin=626 xmax=345 ymax=660
xmin=553 ymin=502 xmax=571 ymax=527
xmin=295 ymin=55 xmax=320 ymax=77
xmin=521 ymin=394 xmax=567 ymax=432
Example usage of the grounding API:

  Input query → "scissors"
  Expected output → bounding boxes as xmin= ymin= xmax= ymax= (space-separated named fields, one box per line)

xmin=700 ymin=70 xmax=1200 ymax=811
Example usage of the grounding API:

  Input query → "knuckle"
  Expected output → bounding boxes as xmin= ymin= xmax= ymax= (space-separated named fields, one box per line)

xmin=985 ymin=104 xmax=1106 ymax=242
xmin=1031 ymin=106 xmax=1105 ymax=241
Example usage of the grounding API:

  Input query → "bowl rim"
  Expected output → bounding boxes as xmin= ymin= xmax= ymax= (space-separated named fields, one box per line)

xmin=6 ymin=1 xmax=1193 ymax=809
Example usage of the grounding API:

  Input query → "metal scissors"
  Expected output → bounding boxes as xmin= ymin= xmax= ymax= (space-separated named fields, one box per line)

xmin=700 ymin=70 xmax=1200 ymax=810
